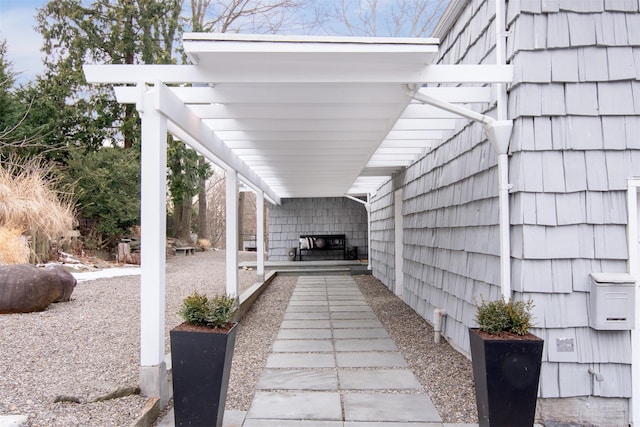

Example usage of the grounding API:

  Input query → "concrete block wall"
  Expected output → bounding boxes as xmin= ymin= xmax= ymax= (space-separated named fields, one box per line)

xmin=267 ymin=197 xmax=368 ymax=261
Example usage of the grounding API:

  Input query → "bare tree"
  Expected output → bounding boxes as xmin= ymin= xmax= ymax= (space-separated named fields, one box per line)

xmin=186 ymin=0 xmax=317 ymax=245
xmin=319 ymin=0 xmax=448 ymax=38
xmin=205 ymin=172 xmax=226 ymax=248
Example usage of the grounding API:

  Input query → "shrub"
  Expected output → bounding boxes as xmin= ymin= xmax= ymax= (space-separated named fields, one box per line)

xmin=179 ymin=291 xmax=238 ymax=329
xmin=0 ymin=161 xmax=75 ymax=238
xmin=64 ymin=147 xmax=140 ymax=249
xmin=0 ymin=160 xmax=75 ymax=262
xmin=0 ymin=226 xmax=29 ymax=265
xmin=197 ymin=238 xmax=211 ymax=250
xmin=474 ymin=296 xmax=534 ymax=336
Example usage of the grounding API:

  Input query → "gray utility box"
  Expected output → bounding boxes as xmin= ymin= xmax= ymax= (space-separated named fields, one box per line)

xmin=588 ymin=273 xmax=636 ymax=330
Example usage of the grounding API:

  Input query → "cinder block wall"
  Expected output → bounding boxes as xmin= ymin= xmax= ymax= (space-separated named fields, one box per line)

xmin=268 ymin=197 xmax=368 ymax=261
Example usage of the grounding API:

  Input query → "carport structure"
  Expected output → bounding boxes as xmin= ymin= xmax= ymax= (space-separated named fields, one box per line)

xmin=83 ymin=33 xmax=513 ymax=403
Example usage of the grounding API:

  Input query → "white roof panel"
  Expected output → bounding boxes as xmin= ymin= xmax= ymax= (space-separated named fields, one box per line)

xmin=85 ymin=33 xmax=513 ymax=199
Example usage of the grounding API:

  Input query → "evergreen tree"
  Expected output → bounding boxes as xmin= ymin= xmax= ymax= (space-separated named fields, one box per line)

xmin=36 ymin=0 xmax=184 ymax=150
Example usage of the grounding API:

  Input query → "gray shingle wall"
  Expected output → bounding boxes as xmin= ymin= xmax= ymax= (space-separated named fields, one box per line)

xmin=368 ymin=0 xmax=639 ymax=405
xmin=505 ymin=0 xmax=640 ymax=401
xmin=267 ymin=197 xmax=368 ymax=261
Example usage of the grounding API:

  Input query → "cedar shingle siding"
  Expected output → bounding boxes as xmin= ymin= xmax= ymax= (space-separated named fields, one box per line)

xmin=368 ymin=0 xmax=640 ymax=413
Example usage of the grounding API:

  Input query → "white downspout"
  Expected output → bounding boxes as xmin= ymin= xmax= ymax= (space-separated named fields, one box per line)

xmin=494 ymin=0 xmax=511 ymax=300
xmin=402 ymin=92 xmax=513 ymax=299
xmin=367 ymin=193 xmax=372 ymax=271
xmin=404 ymin=0 xmax=512 ymax=300
xmin=628 ymin=179 xmax=640 ymax=426
xmin=433 ymin=308 xmax=447 ymax=344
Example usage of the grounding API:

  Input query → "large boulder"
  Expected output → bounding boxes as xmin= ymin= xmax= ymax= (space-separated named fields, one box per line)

xmin=0 ymin=264 xmax=77 ymax=314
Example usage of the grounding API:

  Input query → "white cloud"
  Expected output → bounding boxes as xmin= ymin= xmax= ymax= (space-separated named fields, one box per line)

xmin=0 ymin=1 xmax=45 ymax=84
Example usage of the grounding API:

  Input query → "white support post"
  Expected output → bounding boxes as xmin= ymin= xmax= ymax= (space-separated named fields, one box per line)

xmin=138 ymin=87 xmax=170 ymax=406
xmin=226 ymin=169 xmax=239 ymax=297
xmin=256 ymin=190 xmax=265 ymax=281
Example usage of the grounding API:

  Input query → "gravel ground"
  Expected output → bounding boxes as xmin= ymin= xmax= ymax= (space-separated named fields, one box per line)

xmin=0 ymin=250 xmax=258 ymax=427
xmin=0 ymin=251 xmax=476 ymax=425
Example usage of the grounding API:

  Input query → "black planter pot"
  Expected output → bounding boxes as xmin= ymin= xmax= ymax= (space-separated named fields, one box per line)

xmin=170 ymin=322 xmax=238 ymax=427
xmin=469 ymin=328 xmax=544 ymax=427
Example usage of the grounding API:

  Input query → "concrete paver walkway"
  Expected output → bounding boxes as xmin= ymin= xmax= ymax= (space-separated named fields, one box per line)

xmin=242 ymin=275 xmax=443 ymax=426
xmin=159 ymin=275 xmax=482 ymax=426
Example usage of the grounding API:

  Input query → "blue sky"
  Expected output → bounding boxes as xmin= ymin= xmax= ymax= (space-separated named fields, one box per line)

xmin=0 ymin=0 xmax=46 ymax=84
xmin=0 ymin=0 xmax=444 ymax=85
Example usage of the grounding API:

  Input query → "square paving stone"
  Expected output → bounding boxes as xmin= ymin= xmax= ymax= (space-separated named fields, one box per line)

xmin=284 ymin=312 xmax=330 ymax=320
xmin=289 ymin=300 xmax=329 ymax=306
xmin=330 ymin=311 xmax=377 ymax=320
xmin=273 ymin=339 xmax=334 ymax=352
xmin=343 ymin=393 xmax=442 ymax=423
xmin=286 ymin=305 xmax=329 ymax=313
xmin=290 ymin=295 xmax=328 ymax=301
xmin=330 ymin=306 xmax=374 ymax=312
xmin=332 ymin=320 xmax=384 ymax=329
xmin=266 ymin=353 xmax=335 ymax=368
xmin=244 ymin=420 xmax=343 ymax=427
xmin=333 ymin=328 xmax=389 ymax=339
xmin=257 ymin=369 xmax=338 ymax=390
xmin=338 ymin=369 xmax=422 ymax=390
xmin=247 ymin=392 xmax=343 ymax=421
xmin=343 ymin=423 xmax=441 ymax=427
xmin=329 ymin=300 xmax=368 ymax=306
xmin=328 ymin=294 xmax=365 ymax=299
xmin=277 ymin=329 xmax=332 ymax=340
xmin=281 ymin=320 xmax=331 ymax=329
xmin=291 ymin=289 xmax=327 ymax=298
xmin=336 ymin=352 xmax=407 ymax=368
xmin=334 ymin=338 xmax=397 ymax=352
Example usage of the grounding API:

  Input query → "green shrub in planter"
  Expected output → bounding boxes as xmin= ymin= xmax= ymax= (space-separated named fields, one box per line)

xmin=470 ymin=296 xmax=543 ymax=427
xmin=474 ymin=296 xmax=534 ymax=336
xmin=179 ymin=291 xmax=237 ymax=329
xmin=171 ymin=291 xmax=239 ymax=427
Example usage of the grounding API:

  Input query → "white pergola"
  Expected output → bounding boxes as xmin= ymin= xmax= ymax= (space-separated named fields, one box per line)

xmin=83 ymin=33 xmax=513 ymax=402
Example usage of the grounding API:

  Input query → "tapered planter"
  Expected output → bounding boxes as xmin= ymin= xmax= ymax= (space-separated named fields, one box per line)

xmin=469 ymin=328 xmax=543 ymax=427
xmin=170 ymin=322 xmax=238 ymax=427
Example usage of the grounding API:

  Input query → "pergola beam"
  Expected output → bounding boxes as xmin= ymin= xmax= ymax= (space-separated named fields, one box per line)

xmin=153 ymin=82 xmax=281 ymax=205
xmin=114 ymin=85 xmax=493 ymax=105
xmin=84 ymin=64 xmax=513 ymax=84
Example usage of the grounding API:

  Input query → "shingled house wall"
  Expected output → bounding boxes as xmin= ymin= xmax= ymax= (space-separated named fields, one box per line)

xmin=368 ymin=0 xmax=640 ymax=424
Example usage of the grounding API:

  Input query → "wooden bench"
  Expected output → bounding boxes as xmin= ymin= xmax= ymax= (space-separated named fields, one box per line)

xmin=175 ymin=246 xmax=195 ymax=256
xmin=298 ymin=234 xmax=346 ymax=261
